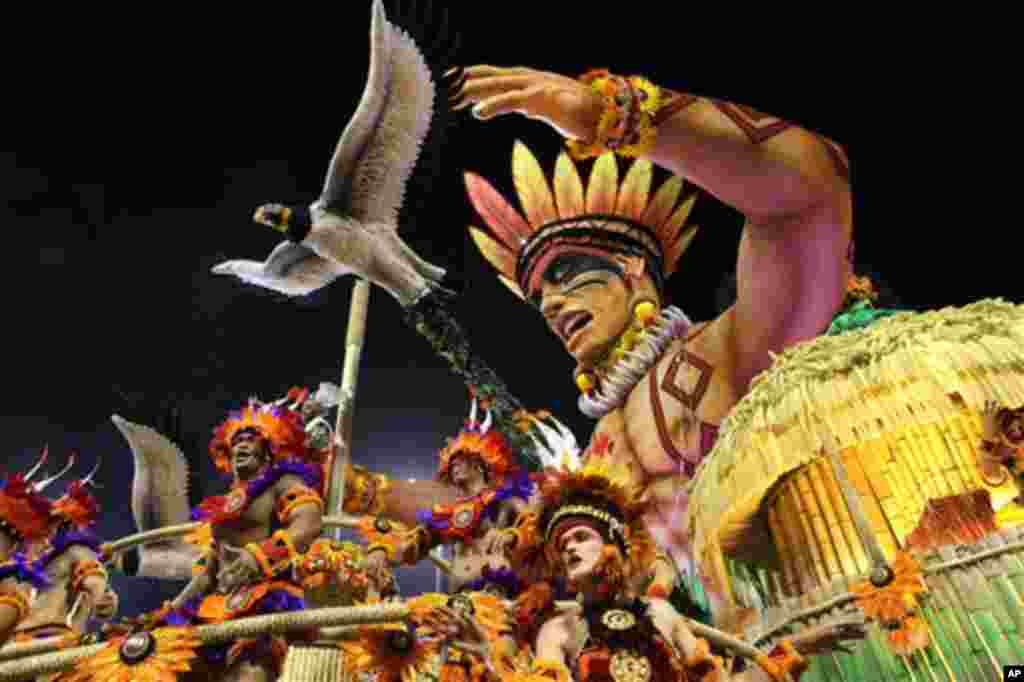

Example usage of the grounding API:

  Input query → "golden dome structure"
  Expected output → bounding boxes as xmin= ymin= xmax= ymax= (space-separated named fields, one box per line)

xmin=684 ymin=299 xmax=1024 ymax=681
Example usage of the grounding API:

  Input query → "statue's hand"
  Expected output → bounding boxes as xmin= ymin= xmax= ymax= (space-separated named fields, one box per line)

xmin=452 ymin=65 xmax=603 ymax=143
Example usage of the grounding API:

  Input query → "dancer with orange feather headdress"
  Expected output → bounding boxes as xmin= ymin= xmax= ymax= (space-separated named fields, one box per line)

xmin=419 ymin=450 xmax=845 ymax=682
xmin=106 ymin=397 xmax=325 ymax=682
xmin=0 ymin=448 xmax=115 ymax=649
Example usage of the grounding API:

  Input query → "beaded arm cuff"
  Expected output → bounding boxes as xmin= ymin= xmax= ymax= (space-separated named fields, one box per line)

xmin=343 ymin=464 xmax=392 ymax=516
xmin=567 ymin=69 xmax=662 ymax=160
xmin=277 ymin=484 xmax=324 ymax=524
xmin=755 ymin=640 xmax=809 ymax=682
xmin=70 ymin=559 xmax=108 ymax=595
xmin=0 ymin=587 xmax=30 ymax=623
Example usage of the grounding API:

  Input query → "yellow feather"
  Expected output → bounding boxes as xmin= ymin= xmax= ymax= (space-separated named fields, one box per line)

xmin=660 ymin=192 xmax=698 ymax=244
xmin=666 ymin=224 xmax=699 ymax=274
xmin=615 ymin=160 xmax=653 ymax=221
xmin=513 ymin=141 xmax=558 ymax=227
xmin=641 ymin=176 xmax=683 ymax=231
xmin=469 ymin=226 xmax=517 ymax=279
xmin=553 ymin=152 xmax=585 ymax=219
xmin=585 ymin=152 xmax=619 ymax=215
xmin=498 ymin=275 xmax=527 ymax=300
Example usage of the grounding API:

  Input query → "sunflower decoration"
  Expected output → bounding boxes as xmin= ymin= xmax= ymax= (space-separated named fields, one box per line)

xmin=341 ymin=623 xmax=440 ymax=682
xmin=57 ymin=627 xmax=200 ymax=682
xmin=851 ymin=551 xmax=931 ymax=654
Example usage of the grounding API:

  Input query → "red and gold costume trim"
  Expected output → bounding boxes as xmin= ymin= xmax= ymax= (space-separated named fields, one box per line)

xmin=246 ymin=530 xmax=299 ymax=578
xmin=196 ymin=580 xmax=304 ymax=622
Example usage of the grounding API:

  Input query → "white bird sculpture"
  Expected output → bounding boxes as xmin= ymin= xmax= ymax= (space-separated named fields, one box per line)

xmin=212 ymin=0 xmax=450 ymax=308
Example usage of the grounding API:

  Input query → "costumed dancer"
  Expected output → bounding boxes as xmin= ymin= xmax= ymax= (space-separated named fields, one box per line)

xmin=337 ymin=397 xmax=575 ymax=682
xmin=424 ymin=452 xmax=862 ymax=682
xmin=0 ymin=466 xmax=53 ymax=645
xmin=117 ymin=399 xmax=324 ymax=682
xmin=0 ymin=450 xmax=115 ymax=655
xmin=357 ymin=396 xmax=572 ymax=599
xmin=451 ymin=64 xmax=855 ymax=625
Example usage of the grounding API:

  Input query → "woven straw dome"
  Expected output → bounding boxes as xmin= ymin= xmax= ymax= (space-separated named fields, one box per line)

xmin=685 ymin=299 xmax=1024 ymax=562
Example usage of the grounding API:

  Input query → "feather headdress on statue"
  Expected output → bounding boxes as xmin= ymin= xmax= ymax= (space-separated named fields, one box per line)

xmin=208 ymin=400 xmax=307 ymax=473
xmin=465 ymin=142 xmax=699 ymax=304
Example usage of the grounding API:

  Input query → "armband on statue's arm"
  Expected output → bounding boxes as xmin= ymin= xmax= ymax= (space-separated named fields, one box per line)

xmin=246 ymin=530 xmax=300 ymax=578
xmin=343 ymin=464 xmax=392 ymax=516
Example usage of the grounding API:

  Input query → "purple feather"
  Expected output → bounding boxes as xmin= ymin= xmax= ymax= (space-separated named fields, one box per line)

xmin=191 ymin=459 xmax=321 ymax=521
xmin=37 ymin=529 xmax=102 ymax=568
xmin=0 ymin=552 xmax=50 ymax=589
xmin=463 ymin=565 xmax=523 ymax=596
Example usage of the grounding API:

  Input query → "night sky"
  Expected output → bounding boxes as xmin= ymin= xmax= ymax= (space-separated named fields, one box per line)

xmin=1 ymin=4 xmax=997 ymax=618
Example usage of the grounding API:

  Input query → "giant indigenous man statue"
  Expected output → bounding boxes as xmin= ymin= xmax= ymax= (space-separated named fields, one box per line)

xmin=452 ymin=65 xmax=853 ymax=623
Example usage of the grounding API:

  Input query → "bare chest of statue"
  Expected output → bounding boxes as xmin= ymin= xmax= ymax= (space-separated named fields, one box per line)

xmin=593 ymin=324 xmax=738 ymax=539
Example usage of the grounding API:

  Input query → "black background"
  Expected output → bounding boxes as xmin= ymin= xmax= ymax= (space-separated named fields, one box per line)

xmin=0 ymin=4 xmax=999 ymax=617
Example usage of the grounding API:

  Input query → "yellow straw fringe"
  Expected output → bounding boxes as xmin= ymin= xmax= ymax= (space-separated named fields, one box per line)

xmin=685 ymin=299 xmax=1024 ymax=561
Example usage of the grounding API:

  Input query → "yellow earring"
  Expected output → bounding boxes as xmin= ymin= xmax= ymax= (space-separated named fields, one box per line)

xmin=633 ymin=301 xmax=658 ymax=327
xmin=576 ymin=371 xmax=596 ymax=393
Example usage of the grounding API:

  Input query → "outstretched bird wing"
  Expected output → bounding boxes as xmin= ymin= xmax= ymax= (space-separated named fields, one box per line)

xmin=318 ymin=0 xmax=436 ymax=227
xmin=211 ymin=241 xmax=337 ymax=296
xmin=111 ymin=414 xmax=199 ymax=579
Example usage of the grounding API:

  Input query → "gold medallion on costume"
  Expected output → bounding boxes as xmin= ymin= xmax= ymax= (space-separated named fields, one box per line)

xmin=602 ymin=609 xmax=637 ymax=631
xmin=610 ymin=649 xmax=651 ymax=682
xmin=452 ymin=504 xmax=477 ymax=529
xmin=224 ymin=488 xmax=247 ymax=514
